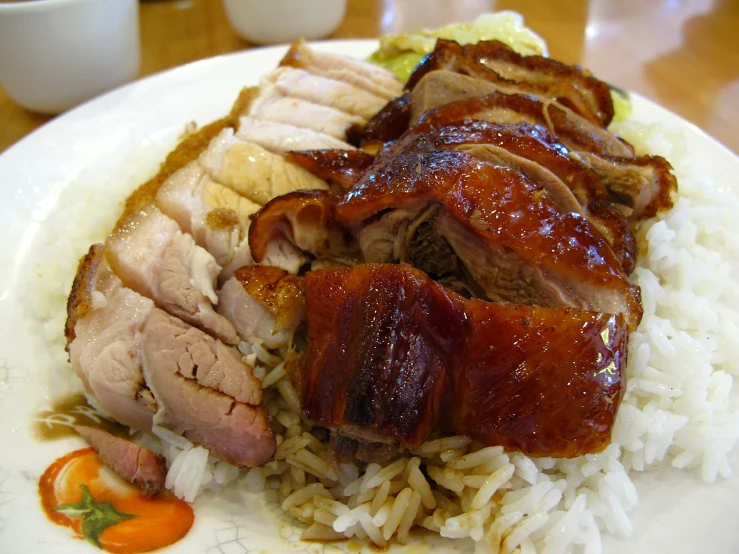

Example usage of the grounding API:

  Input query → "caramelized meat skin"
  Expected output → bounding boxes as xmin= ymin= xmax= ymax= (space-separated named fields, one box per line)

xmin=300 ymin=264 xmax=628 ymax=457
xmin=248 ymin=190 xmax=358 ymax=267
xmin=299 ymin=264 xmax=459 ymax=449
xmin=413 ymin=121 xmax=637 ymax=272
xmin=451 ymin=301 xmax=626 ymax=457
xmin=362 ymin=92 xmax=412 ymax=143
xmin=418 ymin=91 xmax=633 ymax=158
xmin=407 ymin=39 xmax=606 ymax=126
xmin=286 ymin=149 xmax=376 ymax=191
xmin=461 ymin=40 xmax=615 ymax=126
xmin=233 ymin=266 xmax=305 ymax=333
xmin=337 ymin=131 xmax=642 ymax=331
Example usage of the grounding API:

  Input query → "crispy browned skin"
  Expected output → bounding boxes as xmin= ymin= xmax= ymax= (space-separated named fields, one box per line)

xmin=65 ymin=243 xmax=106 ymax=347
xmin=249 ymin=190 xmax=358 ymax=265
xmin=461 ymin=40 xmax=615 ymax=126
xmin=450 ymin=299 xmax=626 ymax=457
xmin=362 ymin=92 xmax=412 ymax=143
xmin=114 ymin=87 xmax=257 ymax=231
xmin=286 ymin=150 xmax=376 ymax=191
xmin=300 ymin=264 xmax=458 ymax=449
xmin=407 ymin=39 xmax=607 ymax=127
xmin=233 ymin=266 xmax=304 ymax=333
xmin=336 ymin=130 xmax=643 ymax=331
xmin=116 ymin=118 xmax=231 ymax=230
xmin=418 ymin=91 xmax=633 ymax=158
xmin=300 ymin=264 xmax=627 ymax=457
xmin=411 ymin=120 xmax=637 ymax=272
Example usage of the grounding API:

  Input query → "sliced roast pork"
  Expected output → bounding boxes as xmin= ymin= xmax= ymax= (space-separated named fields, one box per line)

xmin=264 ymin=66 xmax=388 ymax=120
xmin=299 ymin=264 xmax=627 ymax=458
xmin=280 ymin=40 xmax=404 ymax=101
xmin=236 ymin=117 xmax=354 ymax=154
xmin=245 ymin=84 xmax=364 ymax=140
xmin=199 ymin=128 xmax=329 ymax=206
xmin=218 ymin=266 xmax=305 ymax=349
xmin=156 ymin=161 xmax=261 ymax=268
xmin=141 ymin=309 xmax=275 ymax=467
xmin=335 ymin=131 xmax=643 ymax=331
xmin=105 ymin=204 xmax=238 ymax=345
xmin=66 ymin=245 xmax=276 ymax=468
xmin=66 ymin=244 xmax=158 ymax=432
xmin=76 ymin=425 xmax=167 ymax=497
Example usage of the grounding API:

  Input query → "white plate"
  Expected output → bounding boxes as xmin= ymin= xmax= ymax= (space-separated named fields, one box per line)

xmin=0 ymin=39 xmax=737 ymax=554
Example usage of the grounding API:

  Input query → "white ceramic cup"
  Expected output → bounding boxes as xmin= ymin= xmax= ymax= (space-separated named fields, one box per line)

xmin=0 ymin=0 xmax=140 ymax=114
xmin=222 ymin=0 xmax=347 ymax=45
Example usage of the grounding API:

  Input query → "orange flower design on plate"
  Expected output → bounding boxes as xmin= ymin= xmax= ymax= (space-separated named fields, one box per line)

xmin=39 ymin=448 xmax=194 ymax=553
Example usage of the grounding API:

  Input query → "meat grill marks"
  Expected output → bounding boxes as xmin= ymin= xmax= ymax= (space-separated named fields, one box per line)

xmin=407 ymin=39 xmax=610 ymax=127
xmin=66 ymin=244 xmax=276 ymax=468
xmin=300 ymin=264 xmax=627 ymax=458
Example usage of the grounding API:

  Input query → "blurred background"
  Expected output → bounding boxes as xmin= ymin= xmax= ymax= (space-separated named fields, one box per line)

xmin=1 ymin=0 xmax=737 ymax=154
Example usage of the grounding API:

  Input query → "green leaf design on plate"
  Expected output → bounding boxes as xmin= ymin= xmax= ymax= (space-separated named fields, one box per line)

xmin=55 ymin=484 xmax=135 ymax=548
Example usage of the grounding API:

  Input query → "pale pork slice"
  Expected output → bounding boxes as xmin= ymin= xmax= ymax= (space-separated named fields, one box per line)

xmin=141 ymin=310 xmax=276 ymax=467
xmin=218 ymin=266 xmax=305 ymax=349
xmin=246 ymin=84 xmax=364 ymax=139
xmin=106 ymin=204 xmax=238 ymax=345
xmin=67 ymin=245 xmax=157 ymax=433
xmin=76 ymin=425 xmax=167 ymax=497
xmin=280 ymin=40 xmax=404 ymax=100
xmin=67 ymin=245 xmax=275 ymax=468
xmin=236 ymin=116 xmax=354 ymax=154
xmin=199 ymin=128 xmax=329 ymax=206
xmin=156 ymin=161 xmax=261 ymax=267
xmin=264 ymin=66 xmax=388 ymax=120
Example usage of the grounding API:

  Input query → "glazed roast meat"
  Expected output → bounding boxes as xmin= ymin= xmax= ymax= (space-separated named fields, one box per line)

xmin=65 ymin=39 xmax=681 ymax=473
xmin=299 ymin=264 xmax=627 ymax=458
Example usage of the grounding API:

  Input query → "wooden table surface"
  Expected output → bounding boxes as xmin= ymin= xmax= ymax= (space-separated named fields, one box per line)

xmin=1 ymin=0 xmax=737 ymax=155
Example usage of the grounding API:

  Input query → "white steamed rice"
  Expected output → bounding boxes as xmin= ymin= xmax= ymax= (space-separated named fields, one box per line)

xmin=28 ymin=89 xmax=739 ymax=554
